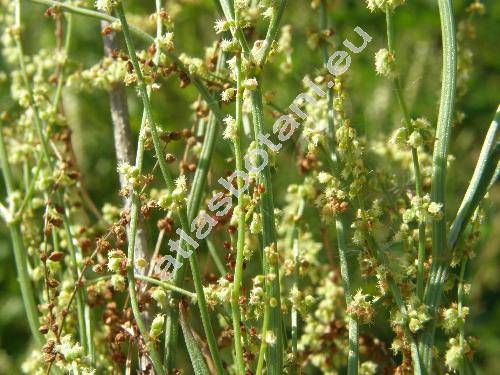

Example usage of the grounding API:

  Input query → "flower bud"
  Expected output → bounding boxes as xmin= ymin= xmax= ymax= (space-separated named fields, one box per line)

xmin=374 ymin=48 xmax=396 ymax=78
xmin=150 ymin=314 xmax=165 ymax=339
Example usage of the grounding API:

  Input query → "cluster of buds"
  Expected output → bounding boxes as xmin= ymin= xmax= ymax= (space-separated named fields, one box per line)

xmin=67 ymin=57 xmax=128 ymax=91
xmin=374 ymin=48 xmax=396 ymax=78
xmin=95 ymin=0 xmax=120 ymax=14
xmin=157 ymin=175 xmax=188 ymax=210
xmin=107 ymin=250 xmax=127 ymax=292
xmin=149 ymin=314 xmax=165 ymax=340
xmin=151 ymin=287 xmax=169 ymax=310
xmin=402 ymin=194 xmax=444 ymax=224
xmin=156 ymin=32 xmax=174 ymax=52
xmin=222 ymin=115 xmax=237 ymax=141
xmin=204 ymin=277 xmax=233 ymax=309
xmin=441 ymin=303 xmax=469 ymax=333
xmin=117 ymin=162 xmax=148 ymax=190
xmin=55 ymin=335 xmax=94 ymax=373
xmin=407 ymin=303 xmax=430 ymax=333
xmin=347 ymin=290 xmax=374 ymax=324
xmin=390 ymin=117 xmax=434 ymax=149
xmin=316 ymin=172 xmax=349 ymax=219
xmin=289 ymin=287 xmax=315 ymax=316
xmin=445 ymin=336 xmax=478 ymax=371
xmin=366 ymin=0 xmax=405 ymax=13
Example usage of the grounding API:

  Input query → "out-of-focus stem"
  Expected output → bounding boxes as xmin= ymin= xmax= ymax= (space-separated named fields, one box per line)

xmin=0 ymin=121 xmax=43 ymax=346
xmin=385 ymin=8 xmax=426 ymax=301
xmin=291 ymin=199 xmax=305 ymax=375
xmin=229 ymin=50 xmax=246 ymax=374
xmin=318 ymin=4 xmax=358 ymax=368
xmin=101 ymin=17 xmax=150 ymax=272
xmin=15 ymin=0 xmax=88 ymax=352
xmin=53 ymin=13 xmax=72 ymax=110
xmin=457 ymin=257 xmax=467 ymax=374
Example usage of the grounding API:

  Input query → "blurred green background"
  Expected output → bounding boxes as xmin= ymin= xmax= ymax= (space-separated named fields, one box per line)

xmin=0 ymin=0 xmax=498 ymax=373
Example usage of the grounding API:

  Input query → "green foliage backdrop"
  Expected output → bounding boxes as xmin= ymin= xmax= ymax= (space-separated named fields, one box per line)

xmin=0 ymin=0 xmax=498 ymax=373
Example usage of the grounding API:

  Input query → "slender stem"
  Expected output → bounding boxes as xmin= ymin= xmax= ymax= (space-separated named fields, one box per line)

xmin=229 ymin=50 xmax=246 ymax=374
xmin=385 ymin=8 xmax=426 ymax=301
xmin=259 ymin=0 xmax=288 ymax=66
xmin=336 ymin=215 xmax=359 ymax=375
xmin=290 ymin=199 xmax=304 ymax=375
xmin=319 ymin=0 xmax=336 ymax=152
xmin=448 ymin=107 xmax=499 ymax=250
xmin=320 ymin=145 xmax=361 ymax=375
xmin=15 ymin=0 xmax=88 ymax=352
xmin=207 ymin=240 xmax=227 ymax=276
xmin=317 ymin=5 xmax=359 ymax=371
xmin=52 ymin=11 xmax=93 ymax=358
xmin=126 ymin=197 xmax=164 ymax=373
xmin=0 ymin=121 xmax=43 ymax=346
xmin=457 ymin=257 xmax=467 ymax=374
xmin=113 ymin=5 xmax=163 ymax=372
xmin=165 ymin=44 xmax=226 ymax=375
xmin=250 ymin=85 xmax=283 ymax=375
xmin=135 ymin=274 xmax=197 ymax=300
xmin=421 ymin=0 xmax=457 ymax=370
xmin=115 ymin=5 xmax=224 ymax=373
xmin=15 ymin=154 xmax=43 ymax=219
xmin=62 ymin=212 xmax=89 ymax=353
xmin=247 ymin=5 xmax=287 ymax=375
xmin=255 ymin=303 xmax=270 ymax=375
xmin=319 ymin=14 xmax=359 ymax=367
xmin=52 ymin=13 xmax=73 ymax=111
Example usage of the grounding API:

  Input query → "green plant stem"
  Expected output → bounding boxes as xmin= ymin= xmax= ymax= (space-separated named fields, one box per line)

xmin=250 ymin=85 xmax=283 ymax=375
xmin=15 ymin=0 xmax=89 ymax=353
xmin=126 ymin=196 xmax=164 ymax=373
xmin=318 ymin=5 xmax=359 ymax=373
xmin=115 ymin=5 xmax=224 ymax=374
xmin=207 ymin=240 xmax=227 ymax=276
xmin=457 ymin=257 xmax=467 ymax=374
xmin=15 ymin=153 xmax=43 ymax=219
xmin=136 ymin=274 xmax=197 ymax=300
xmin=319 ymin=0 xmax=335 ymax=152
xmin=229 ymin=50 xmax=246 ymax=375
xmin=355 ymin=224 xmax=424 ymax=375
xmin=179 ymin=305 xmax=211 ymax=375
xmin=385 ymin=8 xmax=426 ymax=301
xmin=165 ymin=48 xmax=226 ymax=372
xmin=448 ymin=107 xmax=499 ymax=250
xmin=0 ymin=121 xmax=43 ymax=346
xmin=290 ymin=199 xmax=304 ymax=375
xmin=421 ymin=0 xmax=457 ymax=370
xmin=53 ymin=13 xmax=73 ymax=111
xmin=113 ymin=4 xmax=166 ymax=373
xmin=336 ymin=215 xmax=359 ymax=375
xmin=322 ymin=143 xmax=360 ymax=375
xmin=420 ymin=107 xmax=498 ymax=374
xmin=255 ymin=303 xmax=270 ymax=375
xmin=259 ymin=0 xmax=288 ymax=65
xmin=215 ymin=1 xmax=289 ymax=372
